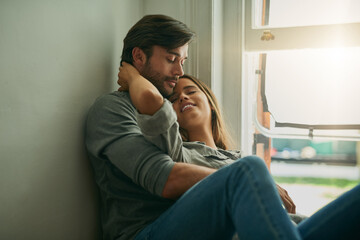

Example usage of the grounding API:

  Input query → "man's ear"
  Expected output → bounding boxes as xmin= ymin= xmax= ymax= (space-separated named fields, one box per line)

xmin=132 ymin=47 xmax=147 ymax=67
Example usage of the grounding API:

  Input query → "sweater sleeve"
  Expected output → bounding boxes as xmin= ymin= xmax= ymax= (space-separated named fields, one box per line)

xmin=85 ymin=92 xmax=175 ymax=196
xmin=136 ymin=99 xmax=185 ymax=163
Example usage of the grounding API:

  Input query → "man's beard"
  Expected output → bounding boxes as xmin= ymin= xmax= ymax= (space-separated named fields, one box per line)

xmin=141 ymin=62 xmax=177 ymax=97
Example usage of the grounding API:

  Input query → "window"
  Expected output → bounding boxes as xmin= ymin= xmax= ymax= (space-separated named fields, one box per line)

xmin=253 ymin=0 xmax=360 ymax=28
xmin=242 ymin=0 xmax=360 ymax=165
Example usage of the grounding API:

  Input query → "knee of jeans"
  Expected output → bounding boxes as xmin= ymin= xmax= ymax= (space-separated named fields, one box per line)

xmin=236 ymin=155 xmax=268 ymax=174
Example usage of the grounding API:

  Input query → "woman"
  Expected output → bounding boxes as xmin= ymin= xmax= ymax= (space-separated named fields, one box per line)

xmin=118 ymin=62 xmax=360 ymax=240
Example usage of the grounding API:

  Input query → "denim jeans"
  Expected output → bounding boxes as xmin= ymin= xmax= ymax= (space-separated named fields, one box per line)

xmin=134 ymin=156 xmax=360 ymax=240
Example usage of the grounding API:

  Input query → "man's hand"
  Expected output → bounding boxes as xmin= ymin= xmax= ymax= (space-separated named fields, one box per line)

xmin=276 ymin=184 xmax=296 ymax=213
xmin=117 ymin=62 xmax=139 ymax=92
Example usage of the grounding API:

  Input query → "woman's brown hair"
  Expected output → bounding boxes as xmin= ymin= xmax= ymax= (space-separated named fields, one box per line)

xmin=178 ymin=75 xmax=234 ymax=150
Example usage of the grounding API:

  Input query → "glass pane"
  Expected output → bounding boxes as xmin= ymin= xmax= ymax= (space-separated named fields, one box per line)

xmin=272 ymin=138 xmax=358 ymax=165
xmin=265 ymin=47 xmax=360 ymax=126
xmin=254 ymin=0 xmax=360 ymax=28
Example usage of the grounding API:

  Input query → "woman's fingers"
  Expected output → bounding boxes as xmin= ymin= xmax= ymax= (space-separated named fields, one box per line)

xmin=276 ymin=184 xmax=296 ymax=214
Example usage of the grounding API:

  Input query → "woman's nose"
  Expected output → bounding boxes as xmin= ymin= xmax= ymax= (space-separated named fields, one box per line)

xmin=179 ymin=94 xmax=189 ymax=103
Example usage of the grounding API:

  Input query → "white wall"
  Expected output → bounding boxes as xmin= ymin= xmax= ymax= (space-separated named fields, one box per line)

xmin=222 ymin=0 xmax=244 ymax=150
xmin=0 ymin=1 xmax=237 ymax=238
xmin=0 ymin=0 xmax=141 ymax=239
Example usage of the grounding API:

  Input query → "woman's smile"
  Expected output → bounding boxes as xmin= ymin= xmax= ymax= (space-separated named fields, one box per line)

xmin=181 ymin=103 xmax=196 ymax=112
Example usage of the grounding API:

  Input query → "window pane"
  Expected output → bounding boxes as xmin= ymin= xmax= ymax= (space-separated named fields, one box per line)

xmin=272 ymin=138 xmax=358 ymax=166
xmin=254 ymin=0 xmax=360 ymax=28
xmin=265 ymin=47 xmax=360 ymax=126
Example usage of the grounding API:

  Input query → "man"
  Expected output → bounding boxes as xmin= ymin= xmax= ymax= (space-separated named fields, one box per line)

xmin=85 ymin=14 xmax=296 ymax=240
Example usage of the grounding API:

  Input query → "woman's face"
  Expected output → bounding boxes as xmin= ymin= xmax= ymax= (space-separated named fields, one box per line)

xmin=169 ymin=78 xmax=212 ymax=131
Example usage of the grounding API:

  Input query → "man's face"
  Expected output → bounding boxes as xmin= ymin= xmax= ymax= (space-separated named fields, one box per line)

xmin=140 ymin=45 xmax=188 ymax=97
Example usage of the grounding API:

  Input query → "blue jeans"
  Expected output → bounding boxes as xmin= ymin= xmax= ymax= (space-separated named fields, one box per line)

xmin=134 ymin=156 xmax=360 ymax=240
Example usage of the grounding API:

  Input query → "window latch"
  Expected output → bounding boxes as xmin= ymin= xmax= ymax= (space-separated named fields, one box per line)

xmin=261 ymin=30 xmax=275 ymax=41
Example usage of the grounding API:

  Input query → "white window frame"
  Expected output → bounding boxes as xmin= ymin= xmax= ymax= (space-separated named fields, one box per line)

xmin=238 ymin=0 xmax=360 ymax=155
xmin=245 ymin=1 xmax=360 ymax=52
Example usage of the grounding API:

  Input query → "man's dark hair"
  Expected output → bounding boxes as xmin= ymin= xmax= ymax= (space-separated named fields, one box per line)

xmin=121 ymin=14 xmax=195 ymax=65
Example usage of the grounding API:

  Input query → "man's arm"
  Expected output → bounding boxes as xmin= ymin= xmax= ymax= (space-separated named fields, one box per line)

xmin=118 ymin=62 xmax=163 ymax=115
xmin=162 ymin=161 xmax=298 ymax=212
xmin=162 ymin=162 xmax=216 ymax=199
xmin=120 ymin=62 xmax=187 ymax=164
xmin=85 ymin=92 xmax=175 ymax=196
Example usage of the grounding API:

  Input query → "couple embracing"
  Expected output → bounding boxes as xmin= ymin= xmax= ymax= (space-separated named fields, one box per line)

xmin=85 ymin=14 xmax=360 ymax=240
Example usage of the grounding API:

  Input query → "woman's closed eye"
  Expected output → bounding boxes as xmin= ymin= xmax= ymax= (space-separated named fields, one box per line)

xmin=187 ymin=91 xmax=196 ymax=95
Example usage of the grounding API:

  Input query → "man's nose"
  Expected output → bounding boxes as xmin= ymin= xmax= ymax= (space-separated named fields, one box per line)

xmin=172 ymin=62 xmax=184 ymax=77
